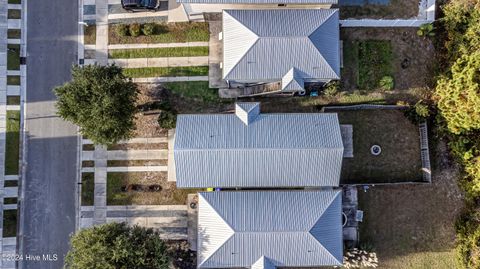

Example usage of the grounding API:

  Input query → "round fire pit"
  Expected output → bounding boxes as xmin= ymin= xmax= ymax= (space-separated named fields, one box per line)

xmin=370 ymin=145 xmax=382 ymax=156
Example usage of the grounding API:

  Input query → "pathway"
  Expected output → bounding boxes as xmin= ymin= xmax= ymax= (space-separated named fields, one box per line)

xmin=107 ymin=56 xmax=209 ymax=68
xmin=1 ymin=0 xmax=24 ymax=267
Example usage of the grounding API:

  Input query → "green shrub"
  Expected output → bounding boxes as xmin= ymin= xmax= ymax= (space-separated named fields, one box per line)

xmin=158 ymin=110 xmax=177 ymax=129
xmin=323 ymin=81 xmax=339 ymax=96
xmin=129 ymin=23 xmax=142 ymax=37
xmin=142 ymin=23 xmax=156 ymax=36
xmin=405 ymin=100 xmax=431 ymax=124
xmin=378 ymin=76 xmax=394 ymax=90
xmin=115 ymin=24 xmax=129 ymax=37
xmin=456 ymin=209 xmax=480 ymax=269
xmin=417 ymin=23 xmax=436 ymax=37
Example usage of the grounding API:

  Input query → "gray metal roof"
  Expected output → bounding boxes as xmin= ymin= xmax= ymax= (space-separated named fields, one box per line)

xmin=223 ymin=9 xmax=340 ymax=82
xmin=173 ymin=103 xmax=344 ymax=188
xmin=197 ymin=190 xmax=343 ymax=268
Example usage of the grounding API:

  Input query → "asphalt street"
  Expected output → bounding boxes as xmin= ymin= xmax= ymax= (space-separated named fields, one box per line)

xmin=20 ymin=1 xmax=79 ymax=268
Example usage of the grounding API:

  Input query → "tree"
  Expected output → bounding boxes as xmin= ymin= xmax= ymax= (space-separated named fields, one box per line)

xmin=436 ymin=51 xmax=480 ymax=135
xmin=65 ymin=222 xmax=170 ymax=269
xmin=54 ymin=65 xmax=138 ymax=145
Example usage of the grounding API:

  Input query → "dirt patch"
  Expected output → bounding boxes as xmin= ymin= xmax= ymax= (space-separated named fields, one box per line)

xmin=108 ymin=142 xmax=167 ymax=150
xmin=358 ymin=137 xmax=464 ymax=268
xmin=107 ymin=160 xmax=168 ymax=167
xmin=337 ymin=0 xmax=419 ymax=19
xmin=341 ymin=28 xmax=436 ymax=91
xmin=134 ymin=84 xmax=170 ymax=138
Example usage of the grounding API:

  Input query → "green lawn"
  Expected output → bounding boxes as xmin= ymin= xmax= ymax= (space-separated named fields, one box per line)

xmin=7 ymin=76 xmax=20 ymax=85
xmin=8 ymin=0 xmax=21 ymax=3
xmin=81 ymin=173 xmax=94 ymax=206
xmin=7 ymin=9 xmax=21 ymax=19
xmin=7 ymin=44 xmax=20 ymax=70
xmin=4 ymin=180 xmax=18 ymax=187
xmin=5 ymin=111 xmax=20 ymax=175
xmin=109 ymin=22 xmax=209 ymax=44
xmin=123 ymin=66 xmax=208 ymax=78
xmin=163 ymin=81 xmax=219 ymax=103
xmin=109 ymin=46 xmax=209 ymax=59
xmin=3 ymin=210 xmax=17 ymax=237
xmin=7 ymin=29 xmax=21 ymax=39
xmin=357 ymin=40 xmax=393 ymax=90
xmin=4 ymin=198 xmax=17 ymax=204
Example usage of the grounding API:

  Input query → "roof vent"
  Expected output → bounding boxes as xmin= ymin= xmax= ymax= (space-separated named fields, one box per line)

xmin=235 ymin=102 xmax=260 ymax=125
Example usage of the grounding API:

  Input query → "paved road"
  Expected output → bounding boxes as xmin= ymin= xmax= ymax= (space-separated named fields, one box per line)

xmin=20 ymin=0 xmax=79 ymax=268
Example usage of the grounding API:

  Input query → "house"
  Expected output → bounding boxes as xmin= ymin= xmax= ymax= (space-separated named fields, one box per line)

xmin=221 ymin=9 xmax=340 ymax=95
xmin=174 ymin=0 xmax=337 ymax=21
xmin=197 ymin=190 xmax=343 ymax=268
xmin=172 ymin=102 xmax=344 ymax=188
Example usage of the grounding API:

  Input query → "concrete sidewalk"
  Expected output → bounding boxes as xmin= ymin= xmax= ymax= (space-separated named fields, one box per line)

xmin=108 ymin=41 xmax=208 ymax=50
xmin=108 ymin=56 xmax=209 ymax=68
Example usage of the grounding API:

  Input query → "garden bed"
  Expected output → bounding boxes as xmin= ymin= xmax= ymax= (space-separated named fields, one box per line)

xmin=107 ymin=172 xmax=200 ymax=205
xmin=341 ymin=28 xmax=436 ymax=91
xmin=107 ymin=143 xmax=167 ymax=150
xmin=109 ymin=22 xmax=209 ymax=44
xmin=5 ymin=111 xmax=20 ymax=175
xmin=84 ymin=25 xmax=96 ymax=45
xmin=332 ymin=109 xmax=423 ymax=184
xmin=123 ymin=66 xmax=208 ymax=78
xmin=109 ymin=46 xmax=209 ymax=59
xmin=7 ymin=96 xmax=20 ymax=105
xmin=7 ymin=29 xmax=21 ymax=39
xmin=337 ymin=0 xmax=419 ymax=19
xmin=7 ymin=9 xmax=21 ymax=19
xmin=7 ymin=76 xmax=20 ymax=85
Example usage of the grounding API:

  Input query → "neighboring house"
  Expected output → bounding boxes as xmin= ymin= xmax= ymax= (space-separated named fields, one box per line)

xmin=172 ymin=102 xmax=344 ymax=188
xmin=197 ymin=190 xmax=343 ymax=268
xmin=221 ymin=9 xmax=340 ymax=95
xmin=174 ymin=0 xmax=336 ymax=21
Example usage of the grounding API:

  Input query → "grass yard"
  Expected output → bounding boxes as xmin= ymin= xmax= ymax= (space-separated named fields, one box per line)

xmin=163 ymin=81 xmax=220 ymax=103
xmin=7 ymin=76 xmax=20 ymax=85
xmin=3 ymin=210 xmax=17 ymax=237
xmin=123 ymin=66 xmax=208 ymax=78
xmin=5 ymin=111 xmax=20 ymax=175
xmin=8 ymin=0 xmax=21 ymax=3
xmin=84 ymin=25 xmax=96 ymax=45
xmin=4 ymin=198 xmax=17 ymax=204
xmin=341 ymin=28 xmax=436 ymax=91
xmin=334 ymin=109 xmax=423 ymax=184
xmin=7 ymin=29 xmax=21 ymax=39
xmin=81 ymin=173 xmax=94 ymax=206
xmin=7 ymin=9 xmax=21 ymax=19
xmin=357 ymin=136 xmax=464 ymax=269
xmin=107 ymin=172 xmax=201 ymax=205
xmin=357 ymin=40 xmax=393 ymax=90
xmin=109 ymin=46 xmax=209 ymax=59
xmin=338 ymin=0 xmax=419 ymax=19
xmin=7 ymin=44 xmax=20 ymax=70
xmin=109 ymin=22 xmax=209 ymax=44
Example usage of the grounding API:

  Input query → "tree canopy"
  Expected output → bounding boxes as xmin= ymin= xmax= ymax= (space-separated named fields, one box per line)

xmin=65 ymin=222 xmax=170 ymax=269
xmin=54 ymin=65 xmax=138 ymax=145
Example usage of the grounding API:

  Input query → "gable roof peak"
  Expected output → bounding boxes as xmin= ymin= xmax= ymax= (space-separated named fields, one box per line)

xmin=235 ymin=102 xmax=260 ymax=125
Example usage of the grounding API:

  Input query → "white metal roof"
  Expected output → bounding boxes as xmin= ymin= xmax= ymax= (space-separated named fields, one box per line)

xmin=222 ymin=9 xmax=340 ymax=82
xmin=197 ymin=190 xmax=343 ymax=268
xmin=173 ymin=103 xmax=344 ymax=188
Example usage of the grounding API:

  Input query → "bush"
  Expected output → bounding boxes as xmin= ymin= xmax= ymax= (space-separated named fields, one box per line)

xmin=158 ymin=110 xmax=177 ymax=129
xmin=405 ymin=100 xmax=431 ymax=124
xmin=456 ymin=209 xmax=480 ymax=269
xmin=417 ymin=23 xmax=436 ymax=37
xmin=378 ymin=76 xmax=394 ymax=90
xmin=115 ymin=24 xmax=129 ymax=37
xmin=142 ymin=23 xmax=156 ymax=36
xmin=65 ymin=222 xmax=170 ymax=269
xmin=129 ymin=23 xmax=141 ymax=37
xmin=323 ymin=81 xmax=339 ymax=96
